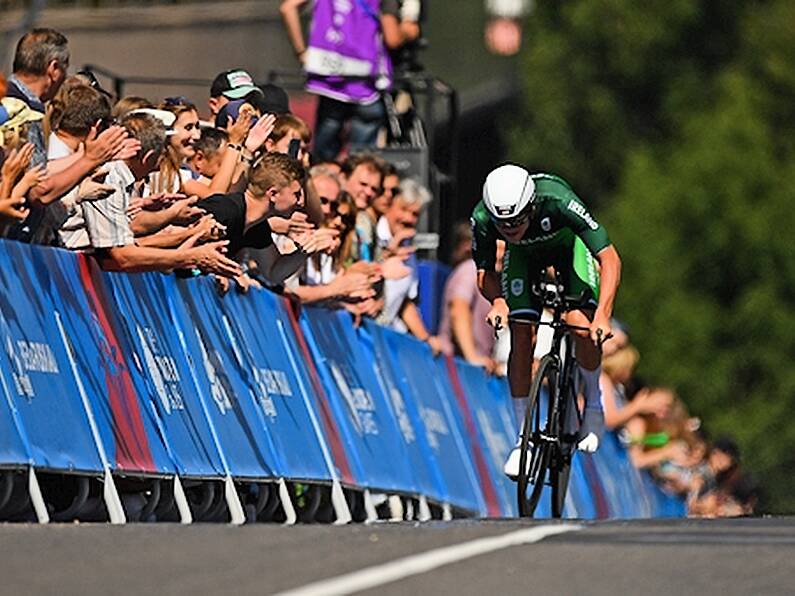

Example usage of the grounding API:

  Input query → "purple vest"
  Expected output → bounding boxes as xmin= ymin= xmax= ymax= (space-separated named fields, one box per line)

xmin=305 ymin=0 xmax=393 ymax=104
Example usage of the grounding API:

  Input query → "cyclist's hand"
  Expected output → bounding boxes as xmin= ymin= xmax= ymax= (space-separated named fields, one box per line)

xmin=590 ymin=312 xmax=612 ymax=346
xmin=486 ymin=299 xmax=509 ymax=331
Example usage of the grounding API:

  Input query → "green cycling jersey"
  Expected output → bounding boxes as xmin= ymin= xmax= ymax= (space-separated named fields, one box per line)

xmin=471 ymin=173 xmax=612 ymax=321
xmin=471 ymin=173 xmax=611 ymax=271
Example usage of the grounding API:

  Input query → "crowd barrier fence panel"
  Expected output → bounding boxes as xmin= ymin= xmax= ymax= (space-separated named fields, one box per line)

xmin=452 ymin=361 xmax=518 ymax=517
xmin=374 ymin=324 xmax=485 ymax=515
xmin=45 ymin=250 xmax=175 ymax=478
xmin=299 ymin=307 xmax=420 ymax=502
xmin=0 ymin=244 xmax=106 ymax=475
xmin=97 ymin=269 xmax=224 ymax=480
xmin=218 ymin=286 xmax=334 ymax=485
xmin=361 ymin=321 xmax=448 ymax=514
xmin=445 ymin=358 xmax=507 ymax=517
xmin=174 ymin=277 xmax=282 ymax=480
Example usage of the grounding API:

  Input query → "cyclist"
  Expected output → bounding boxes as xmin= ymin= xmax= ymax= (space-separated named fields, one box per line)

xmin=471 ymin=164 xmax=622 ymax=477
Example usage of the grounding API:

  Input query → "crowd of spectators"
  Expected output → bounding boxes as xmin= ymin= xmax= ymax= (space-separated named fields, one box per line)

xmin=599 ymin=326 xmax=761 ymax=517
xmin=0 ymin=26 xmax=440 ymax=352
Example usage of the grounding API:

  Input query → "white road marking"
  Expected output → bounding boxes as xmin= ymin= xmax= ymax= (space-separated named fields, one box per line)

xmin=273 ymin=524 xmax=582 ymax=596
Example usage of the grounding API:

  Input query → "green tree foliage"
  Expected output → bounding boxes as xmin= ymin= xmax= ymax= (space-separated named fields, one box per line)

xmin=511 ymin=0 xmax=795 ymax=511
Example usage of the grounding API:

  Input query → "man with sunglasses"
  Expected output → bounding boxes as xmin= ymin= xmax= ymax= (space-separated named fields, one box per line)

xmin=471 ymin=164 xmax=622 ymax=477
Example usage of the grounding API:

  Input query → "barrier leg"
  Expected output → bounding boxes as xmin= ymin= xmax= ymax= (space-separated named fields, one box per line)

xmin=331 ymin=479 xmax=352 ymax=525
xmin=173 ymin=475 xmax=192 ymax=524
xmin=418 ymin=495 xmax=432 ymax=522
xmin=278 ymin=478 xmax=297 ymax=525
xmin=363 ymin=489 xmax=378 ymax=524
xmin=443 ymin=503 xmax=453 ymax=521
xmin=28 ymin=467 xmax=49 ymax=524
xmin=224 ymin=476 xmax=245 ymax=525
xmin=388 ymin=495 xmax=403 ymax=522
xmin=103 ymin=470 xmax=126 ymax=524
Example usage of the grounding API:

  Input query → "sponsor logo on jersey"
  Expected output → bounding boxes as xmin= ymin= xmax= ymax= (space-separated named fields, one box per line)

xmin=511 ymin=279 xmax=524 ymax=296
xmin=540 ymin=217 xmax=551 ymax=231
xmin=567 ymin=200 xmax=599 ymax=230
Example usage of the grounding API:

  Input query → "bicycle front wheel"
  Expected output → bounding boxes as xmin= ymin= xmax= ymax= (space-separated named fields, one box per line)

xmin=517 ymin=354 xmax=558 ymax=517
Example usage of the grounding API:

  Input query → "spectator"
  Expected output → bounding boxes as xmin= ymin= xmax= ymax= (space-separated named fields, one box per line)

xmin=257 ymin=83 xmax=291 ymax=116
xmin=5 ymin=28 xmax=70 ymax=167
xmin=291 ymin=191 xmax=376 ymax=305
xmin=341 ymin=153 xmax=383 ymax=261
xmin=112 ymin=96 xmax=153 ymax=120
xmin=280 ymin=0 xmax=419 ymax=161
xmin=623 ymin=388 xmax=696 ymax=471
xmin=437 ymin=222 xmax=496 ymax=371
xmin=602 ymin=345 xmax=672 ymax=430
xmin=375 ymin=178 xmax=440 ymax=352
xmin=199 ymin=152 xmax=335 ymax=285
xmin=689 ymin=437 xmax=746 ymax=517
xmin=190 ymin=127 xmax=229 ymax=183
xmin=60 ymin=111 xmax=239 ymax=277
xmin=208 ymin=69 xmax=263 ymax=117
xmin=373 ymin=159 xmax=399 ymax=217
xmin=36 ymin=79 xmax=115 ymax=245
xmin=265 ymin=114 xmax=312 ymax=167
xmin=151 ymin=97 xmax=274 ymax=200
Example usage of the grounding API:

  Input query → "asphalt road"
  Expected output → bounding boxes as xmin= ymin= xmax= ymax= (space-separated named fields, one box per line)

xmin=1 ymin=517 xmax=793 ymax=596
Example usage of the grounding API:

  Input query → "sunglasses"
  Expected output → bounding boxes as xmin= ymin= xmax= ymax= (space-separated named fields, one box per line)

xmin=319 ymin=195 xmax=338 ymax=206
xmin=492 ymin=205 xmax=532 ymax=230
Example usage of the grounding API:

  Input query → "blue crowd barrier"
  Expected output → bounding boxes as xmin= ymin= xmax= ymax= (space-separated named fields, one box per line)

xmin=373 ymin=324 xmax=486 ymax=514
xmin=0 ymin=240 xmax=685 ymax=522
xmin=216 ymin=287 xmax=333 ymax=483
xmin=44 ymin=250 xmax=174 ymax=475
xmin=299 ymin=307 xmax=419 ymax=494
xmin=452 ymin=361 xmax=517 ymax=517
xmin=0 ymin=243 xmax=103 ymax=474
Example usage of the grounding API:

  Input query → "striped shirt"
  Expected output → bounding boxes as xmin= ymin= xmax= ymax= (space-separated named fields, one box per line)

xmin=77 ymin=160 xmax=136 ymax=250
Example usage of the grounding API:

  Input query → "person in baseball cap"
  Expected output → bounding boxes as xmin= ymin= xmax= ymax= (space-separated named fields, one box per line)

xmin=208 ymin=69 xmax=263 ymax=116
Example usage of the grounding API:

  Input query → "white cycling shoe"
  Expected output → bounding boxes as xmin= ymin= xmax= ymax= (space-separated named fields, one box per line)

xmin=503 ymin=444 xmax=528 ymax=480
xmin=577 ymin=408 xmax=605 ymax=453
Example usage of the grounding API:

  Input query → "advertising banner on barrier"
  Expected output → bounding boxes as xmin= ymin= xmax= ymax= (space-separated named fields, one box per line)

xmin=300 ymin=308 xmax=418 ymax=494
xmin=372 ymin=324 xmax=484 ymax=514
xmin=113 ymin=273 xmax=271 ymax=478
xmin=0 ymin=242 xmax=103 ymax=473
xmin=219 ymin=287 xmax=333 ymax=483
xmin=174 ymin=277 xmax=287 ymax=479
xmin=95 ymin=268 xmax=224 ymax=477
xmin=452 ymin=361 xmax=517 ymax=517
xmin=35 ymin=247 xmax=173 ymax=474
xmin=360 ymin=322 xmax=446 ymax=504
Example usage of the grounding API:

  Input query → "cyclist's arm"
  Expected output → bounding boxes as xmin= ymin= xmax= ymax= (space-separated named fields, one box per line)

xmin=594 ymin=244 xmax=621 ymax=322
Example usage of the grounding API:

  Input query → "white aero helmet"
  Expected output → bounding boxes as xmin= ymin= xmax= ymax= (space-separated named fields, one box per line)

xmin=482 ymin=164 xmax=536 ymax=221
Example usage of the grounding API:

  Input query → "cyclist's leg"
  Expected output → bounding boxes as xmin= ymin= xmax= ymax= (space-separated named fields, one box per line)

xmin=501 ymin=245 xmax=544 ymax=476
xmin=560 ymin=238 xmax=605 ymax=452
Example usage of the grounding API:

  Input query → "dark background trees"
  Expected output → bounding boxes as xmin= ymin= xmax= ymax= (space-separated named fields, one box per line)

xmin=510 ymin=0 xmax=795 ymax=512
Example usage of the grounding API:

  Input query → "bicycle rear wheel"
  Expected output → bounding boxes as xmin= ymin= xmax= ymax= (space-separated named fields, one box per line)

xmin=517 ymin=354 xmax=558 ymax=517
